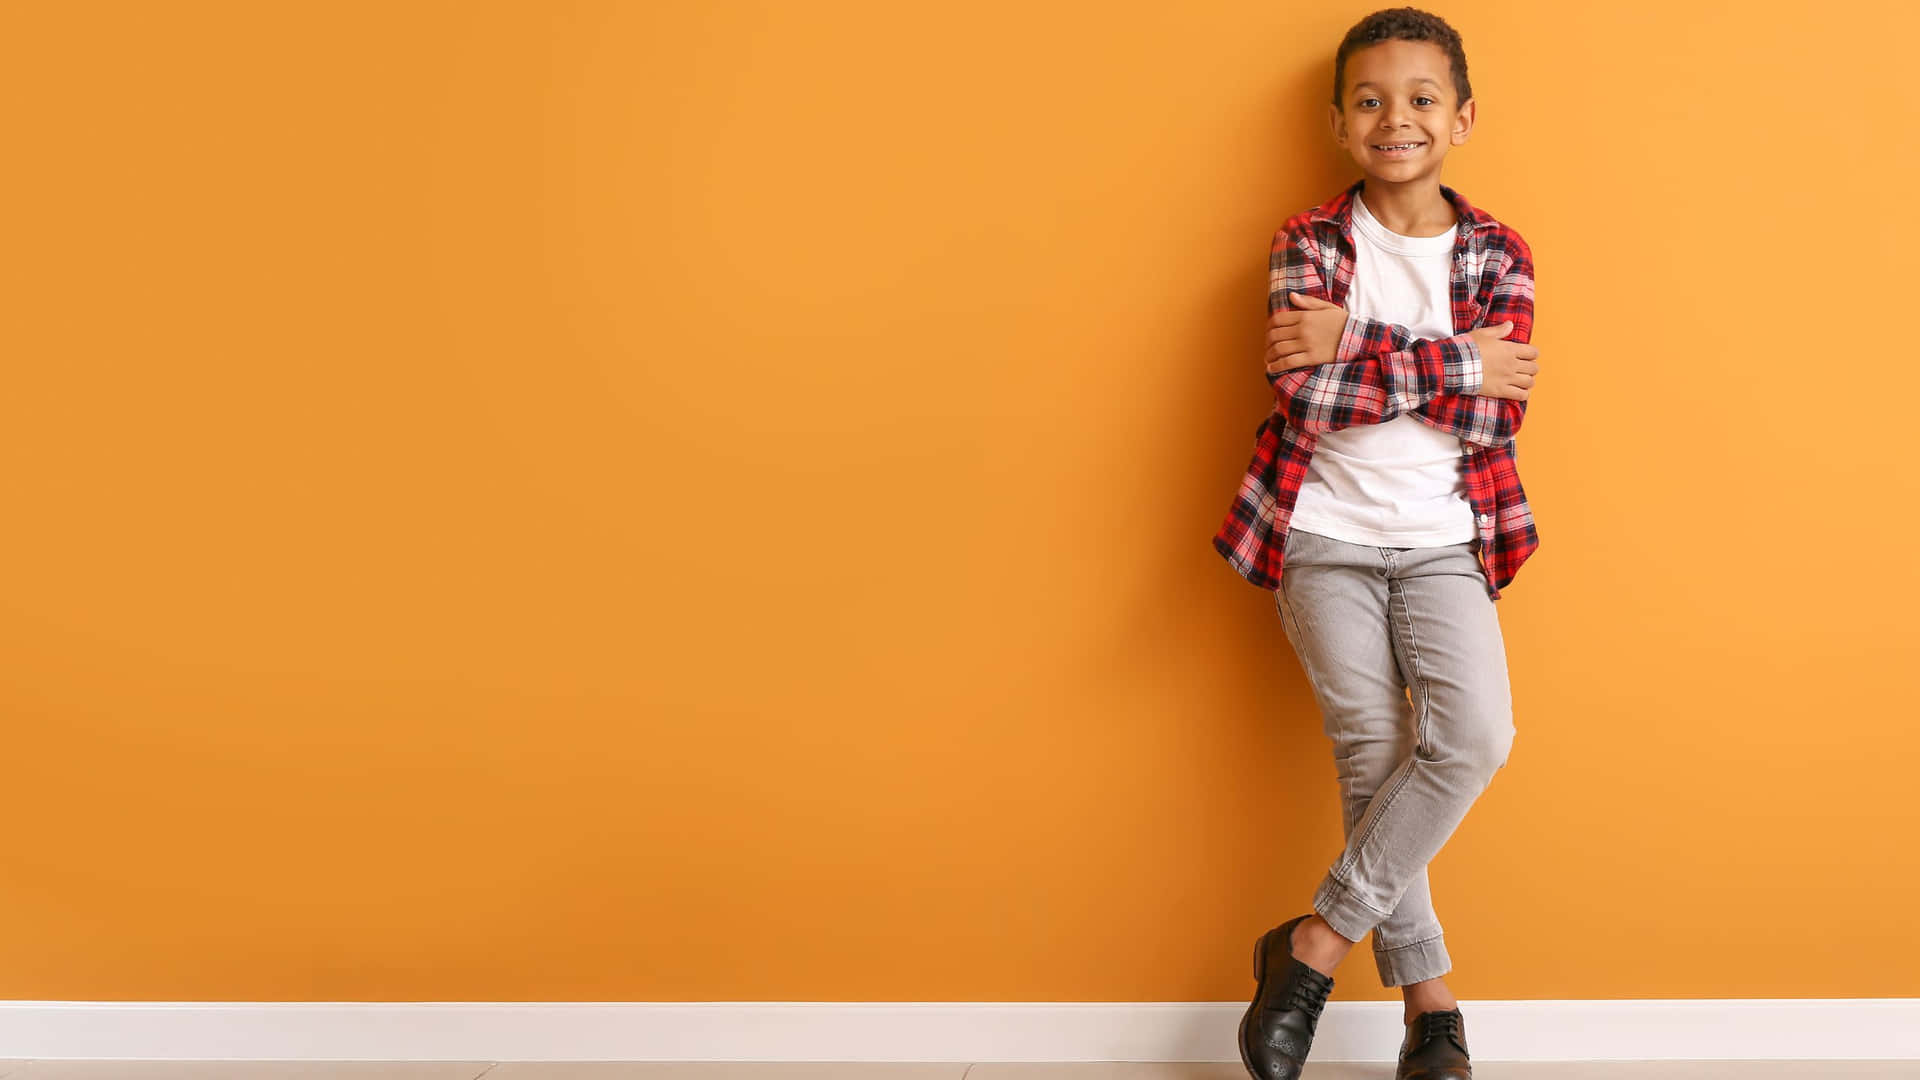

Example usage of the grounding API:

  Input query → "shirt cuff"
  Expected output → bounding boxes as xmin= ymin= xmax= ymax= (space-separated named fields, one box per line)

xmin=1448 ymin=336 xmax=1482 ymax=395
xmin=1334 ymin=312 xmax=1370 ymax=365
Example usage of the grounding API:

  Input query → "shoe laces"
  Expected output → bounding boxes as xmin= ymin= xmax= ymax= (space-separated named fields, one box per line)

xmin=1413 ymin=1009 xmax=1466 ymax=1052
xmin=1283 ymin=961 xmax=1334 ymax=1015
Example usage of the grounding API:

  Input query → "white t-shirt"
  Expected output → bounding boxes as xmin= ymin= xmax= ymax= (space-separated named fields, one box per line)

xmin=1287 ymin=191 xmax=1478 ymax=548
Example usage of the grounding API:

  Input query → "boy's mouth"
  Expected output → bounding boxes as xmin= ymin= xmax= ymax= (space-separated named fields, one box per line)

xmin=1372 ymin=141 xmax=1425 ymax=156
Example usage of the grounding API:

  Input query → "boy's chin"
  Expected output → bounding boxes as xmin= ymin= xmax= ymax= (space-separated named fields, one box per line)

xmin=1354 ymin=160 xmax=1442 ymax=182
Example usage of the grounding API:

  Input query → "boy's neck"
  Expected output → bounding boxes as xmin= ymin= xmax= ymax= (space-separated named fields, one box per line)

xmin=1357 ymin=177 xmax=1455 ymax=238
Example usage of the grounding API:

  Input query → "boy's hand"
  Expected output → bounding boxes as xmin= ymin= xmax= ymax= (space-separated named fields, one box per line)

xmin=1264 ymin=292 xmax=1349 ymax=375
xmin=1470 ymin=321 xmax=1540 ymax=400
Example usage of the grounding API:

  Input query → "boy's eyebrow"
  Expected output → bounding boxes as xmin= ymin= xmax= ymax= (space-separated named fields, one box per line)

xmin=1351 ymin=77 xmax=1442 ymax=92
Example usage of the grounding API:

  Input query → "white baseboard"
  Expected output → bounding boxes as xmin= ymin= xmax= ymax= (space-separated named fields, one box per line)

xmin=0 ymin=999 xmax=1915 ymax=1063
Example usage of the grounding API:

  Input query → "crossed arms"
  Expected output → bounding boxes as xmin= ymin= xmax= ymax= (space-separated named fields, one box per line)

xmin=1264 ymin=224 xmax=1534 ymax=448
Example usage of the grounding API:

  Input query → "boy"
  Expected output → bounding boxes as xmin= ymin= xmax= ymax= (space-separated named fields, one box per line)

xmin=1215 ymin=9 xmax=1541 ymax=1080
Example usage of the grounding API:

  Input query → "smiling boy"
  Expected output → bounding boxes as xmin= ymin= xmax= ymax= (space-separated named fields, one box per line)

xmin=1218 ymin=9 xmax=1542 ymax=1080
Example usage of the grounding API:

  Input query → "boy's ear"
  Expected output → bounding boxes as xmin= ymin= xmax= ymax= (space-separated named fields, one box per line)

xmin=1452 ymin=98 xmax=1476 ymax=141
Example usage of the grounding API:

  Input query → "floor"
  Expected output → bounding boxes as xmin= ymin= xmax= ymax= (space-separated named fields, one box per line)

xmin=0 ymin=1063 xmax=1916 ymax=1078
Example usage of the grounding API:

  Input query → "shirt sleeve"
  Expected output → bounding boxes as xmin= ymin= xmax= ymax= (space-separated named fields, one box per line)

xmin=1337 ymin=236 xmax=1536 ymax=448
xmin=1266 ymin=223 xmax=1483 ymax=435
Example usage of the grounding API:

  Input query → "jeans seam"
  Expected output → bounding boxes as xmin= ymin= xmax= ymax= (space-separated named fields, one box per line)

xmin=1325 ymin=755 xmax=1417 ymax=888
xmin=1320 ymin=872 xmax=1394 ymax=918
xmin=1393 ymin=577 xmax=1434 ymax=757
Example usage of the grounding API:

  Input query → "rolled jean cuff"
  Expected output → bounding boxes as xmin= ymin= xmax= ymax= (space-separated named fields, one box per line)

xmin=1310 ymin=871 xmax=1388 ymax=943
xmin=1374 ymin=933 xmax=1451 ymax=988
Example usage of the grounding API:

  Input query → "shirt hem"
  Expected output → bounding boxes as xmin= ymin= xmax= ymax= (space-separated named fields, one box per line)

xmin=1286 ymin=513 xmax=1476 ymax=548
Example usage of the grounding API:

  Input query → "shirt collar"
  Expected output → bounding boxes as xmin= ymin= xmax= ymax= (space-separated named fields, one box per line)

xmin=1307 ymin=177 xmax=1497 ymax=235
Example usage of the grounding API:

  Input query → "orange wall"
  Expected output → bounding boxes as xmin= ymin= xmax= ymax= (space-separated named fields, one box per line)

xmin=2 ymin=0 xmax=1916 ymax=1002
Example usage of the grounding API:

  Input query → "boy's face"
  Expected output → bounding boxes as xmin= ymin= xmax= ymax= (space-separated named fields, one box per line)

xmin=1328 ymin=39 xmax=1474 ymax=182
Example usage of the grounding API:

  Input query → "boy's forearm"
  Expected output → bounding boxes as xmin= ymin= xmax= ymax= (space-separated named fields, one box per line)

xmin=1267 ymin=298 xmax=1469 ymax=435
xmin=1286 ymin=318 xmax=1521 ymax=449
xmin=1335 ymin=314 xmax=1482 ymax=395
xmin=1266 ymin=334 xmax=1468 ymax=433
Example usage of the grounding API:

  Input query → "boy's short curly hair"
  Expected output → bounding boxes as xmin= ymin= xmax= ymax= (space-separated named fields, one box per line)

xmin=1332 ymin=7 xmax=1473 ymax=110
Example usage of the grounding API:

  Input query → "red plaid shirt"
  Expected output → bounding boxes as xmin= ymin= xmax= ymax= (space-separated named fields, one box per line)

xmin=1212 ymin=178 xmax=1540 ymax=601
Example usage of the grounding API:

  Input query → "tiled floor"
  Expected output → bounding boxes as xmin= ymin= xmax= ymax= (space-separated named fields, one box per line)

xmin=0 ymin=1063 xmax=1917 ymax=1078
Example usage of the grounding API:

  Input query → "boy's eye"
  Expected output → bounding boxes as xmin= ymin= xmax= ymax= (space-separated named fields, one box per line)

xmin=1358 ymin=96 xmax=1437 ymax=107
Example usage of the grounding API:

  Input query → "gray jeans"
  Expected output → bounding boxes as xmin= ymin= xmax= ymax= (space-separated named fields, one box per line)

xmin=1274 ymin=526 xmax=1517 ymax=988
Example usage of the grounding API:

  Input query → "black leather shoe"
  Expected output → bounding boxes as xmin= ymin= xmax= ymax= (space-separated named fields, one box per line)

xmin=1238 ymin=913 xmax=1335 ymax=1079
xmin=1396 ymin=1007 xmax=1472 ymax=1079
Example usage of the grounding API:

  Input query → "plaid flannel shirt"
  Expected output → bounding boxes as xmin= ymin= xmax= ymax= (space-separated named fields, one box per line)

xmin=1212 ymin=178 xmax=1540 ymax=601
